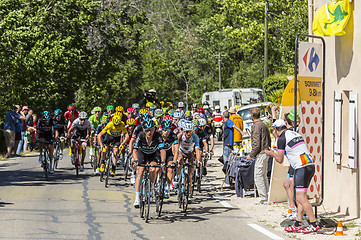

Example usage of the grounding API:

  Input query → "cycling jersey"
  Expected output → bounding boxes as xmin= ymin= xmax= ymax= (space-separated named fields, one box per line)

xmin=178 ymin=132 xmax=200 ymax=155
xmin=64 ymin=110 xmax=79 ymax=129
xmin=277 ymin=129 xmax=314 ymax=170
xmin=195 ymin=129 xmax=208 ymax=151
xmin=134 ymin=131 xmax=164 ymax=154
xmin=37 ymin=119 xmax=54 ymax=133
xmin=101 ymin=121 xmax=127 ymax=137
xmin=53 ymin=116 xmax=67 ymax=129
xmin=132 ymin=124 xmax=143 ymax=139
xmin=160 ymin=131 xmax=178 ymax=152
xmin=72 ymin=118 xmax=91 ymax=131
xmin=89 ymin=114 xmax=101 ymax=130
xmin=204 ymin=125 xmax=214 ymax=139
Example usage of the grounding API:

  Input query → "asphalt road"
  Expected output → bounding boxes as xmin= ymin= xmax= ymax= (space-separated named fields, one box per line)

xmin=0 ymin=143 xmax=287 ymax=240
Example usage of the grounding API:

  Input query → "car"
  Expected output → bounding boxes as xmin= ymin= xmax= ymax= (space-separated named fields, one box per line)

xmin=237 ymin=102 xmax=272 ymax=138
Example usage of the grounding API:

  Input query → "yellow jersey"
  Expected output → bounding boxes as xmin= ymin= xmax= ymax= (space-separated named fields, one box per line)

xmin=101 ymin=121 xmax=127 ymax=137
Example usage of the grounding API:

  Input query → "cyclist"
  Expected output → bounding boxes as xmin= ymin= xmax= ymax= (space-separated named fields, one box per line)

xmin=153 ymin=109 xmax=164 ymax=129
xmin=132 ymin=103 xmax=140 ymax=117
xmin=68 ymin=112 xmax=91 ymax=172
xmin=89 ymin=107 xmax=102 ymax=160
xmin=191 ymin=104 xmax=199 ymax=118
xmin=197 ymin=107 xmax=206 ymax=119
xmin=53 ymin=109 xmax=67 ymax=159
xmin=140 ymin=89 xmax=160 ymax=108
xmin=195 ymin=118 xmax=210 ymax=175
xmin=118 ymin=118 xmax=136 ymax=167
xmin=213 ymin=105 xmax=221 ymax=116
xmin=205 ymin=117 xmax=215 ymax=155
xmin=203 ymin=101 xmax=213 ymax=118
xmin=105 ymin=105 xmax=114 ymax=122
xmin=64 ymin=104 xmax=79 ymax=129
xmin=174 ymin=120 xmax=201 ymax=194
xmin=133 ymin=118 xmax=166 ymax=208
xmin=115 ymin=105 xmax=128 ymax=124
xmin=97 ymin=112 xmax=127 ymax=176
xmin=176 ymin=102 xmax=186 ymax=117
xmin=160 ymin=117 xmax=179 ymax=198
xmin=37 ymin=111 xmax=55 ymax=173
xmin=171 ymin=111 xmax=182 ymax=134
xmin=94 ymin=115 xmax=108 ymax=175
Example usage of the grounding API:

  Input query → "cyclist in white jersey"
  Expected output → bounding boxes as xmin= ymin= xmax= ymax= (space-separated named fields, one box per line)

xmin=265 ymin=120 xmax=319 ymax=234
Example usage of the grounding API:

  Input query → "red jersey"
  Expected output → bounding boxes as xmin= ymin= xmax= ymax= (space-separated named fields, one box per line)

xmin=64 ymin=110 xmax=79 ymax=129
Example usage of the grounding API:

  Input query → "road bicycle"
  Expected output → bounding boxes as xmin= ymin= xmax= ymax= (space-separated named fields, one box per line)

xmin=39 ymin=140 xmax=53 ymax=180
xmin=177 ymin=162 xmax=195 ymax=213
xmin=53 ymin=139 xmax=61 ymax=169
xmin=100 ymin=145 xmax=115 ymax=188
xmin=123 ymin=150 xmax=132 ymax=181
xmin=71 ymin=138 xmax=87 ymax=177
xmin=90 ymin=143 xmax=98 ymax=172
xmin=139 ymin=163 xmax=162 ymax=223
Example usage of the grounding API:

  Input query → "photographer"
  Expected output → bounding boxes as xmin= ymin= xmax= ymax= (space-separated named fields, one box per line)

xmin=139 ymin=89 xmax=160 ymax=108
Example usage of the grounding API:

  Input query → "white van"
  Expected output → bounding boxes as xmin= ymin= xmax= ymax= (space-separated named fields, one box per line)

xmin=236 ymin=102 xmax=272 ymax=138
xmin=202 ymin=88 xmax=264 ymax=109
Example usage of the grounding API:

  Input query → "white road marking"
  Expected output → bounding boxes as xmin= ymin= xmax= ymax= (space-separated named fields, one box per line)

xmin=248 ymin=224 xmax=284 ymax=240
xmin=214 ymin=197 xmax=234 ymax=208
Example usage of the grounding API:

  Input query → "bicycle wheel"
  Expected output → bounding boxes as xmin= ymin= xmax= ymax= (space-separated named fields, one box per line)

xmin=197 ymin=163 xmax=202 ymax=193
xmin=158 ymin=171 xmax=166 ymax=217
xmin=140 ymin=180 xmax=145 ymax=218
xmin=74 ymin=148 xmax=79 ymax=177
xmin=105 ymin=154 xmax=112 ymax=188
xmin=145 ymin=178 xmax=151 ymax=223
xmin=155 ymin=172 xmax=162 ymax=214
xmin=43 ymin=150 xmax=48 ymax=180
xmin=124 ymin=154 xmax=130 ymax=181
xmin=177 ymin=174 xmax=183 ymax=209
xmin=191 ymin=169 xmax=196 ymax=198
xmin=92 ymin=148 xmax=98 ymax=172
xmin=182 ymin=172 xmax=190 ymax=212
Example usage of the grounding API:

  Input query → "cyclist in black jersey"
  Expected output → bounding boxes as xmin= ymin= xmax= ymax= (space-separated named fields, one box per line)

xmin=159 ymin=118 xmax=179 ymax=198
xmin=133 ymin=117 xmax=166 ymax=208
xmin=37 ymin=111 xmax=55 ymax=173
xmin=53 ymin=109 xmax=67 ymax=159
xmin=195 ymin=118 xmax=209 ymax=175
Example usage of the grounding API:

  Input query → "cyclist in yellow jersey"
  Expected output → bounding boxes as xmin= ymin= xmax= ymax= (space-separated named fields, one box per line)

xmin=97 ymin=113 xmax=127 ymax=176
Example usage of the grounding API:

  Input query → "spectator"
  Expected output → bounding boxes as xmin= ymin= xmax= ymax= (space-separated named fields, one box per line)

xmin=265 ymin=120 xmax=319 ymax=233
xmin=229 ymin=106 xmax=244 ymax=147
xmin=3 ymin=106 xmax=25 ymax=158
xmin=16 ymin=106 xmax=29 ymax=155
xmin=26 ymin=109 xmax=35 ymax=151
xmin=222 ymin=111 xmax=243 ymax=166
xmin=14 ymin=105 xmax=23 ymax=156
xmin=246 ymin=108 xmax=271 ymax=204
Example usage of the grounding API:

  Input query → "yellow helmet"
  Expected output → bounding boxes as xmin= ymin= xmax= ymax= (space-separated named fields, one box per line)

xmin=112 ymin=115 xmax=122 ymax=125
xmin=139 ymin=109 xmax=148 ymax=115
xmin=115 ymin=106 xmax=123 ymax=112
xmin=146 ymin=102 xmax=153 ymax=108
xmin=114 ymin=111 xmax=123 ymax=118
xmin=126 ymin=118 xmax=135 ymax=126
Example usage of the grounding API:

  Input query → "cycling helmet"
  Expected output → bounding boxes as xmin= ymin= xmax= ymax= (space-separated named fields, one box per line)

xmin=146 ymin=102 xmax=153 ymax=108
xmin=54 ymin=109 xmax=62 ymax=116
xmin=192 ymin=103 xmax=198 ymax=108
xmin=43 ymin=111 xmax=51 ymax=120
xmin=192 ymin=119 xmax=198 ymax=127
xmin=127 ymin=107 xmax=134 ymax=113
xmin=198 ymin=118 xmax=207 ymax=127
xmin=79 ymin=111 xmax=88 ymax=119
xmin=150 ymin=104 xmax=156 ymax=111
xmin=203 ymin=105 xmax=209 ymax=109
xmin=161 ymin=119 xmax=172 ymax=130
xmin=67 ymin=104 xmax=75 ymax=111
xmin=141 ymin=113 xmax=152 ymax=122
xmin=93 ymin=106 xmax=101 ymax=112
xmin=114 ymin=111 xmax=123 ymax=118
xmin=115 ymin=106 xmax=123 ymax=112
xmin=198 ymin=107 xmax=205 ymax=114
xmin=178 ymin=119 xmax=186 ymax=129
xmin=149 ymin=89 xmax=156 ymax=94
xmin=126 ymin=118 xmax=136 ymax=126
xmin=183 ymin=120 xmax=194 ymax=131
xmin=202 ymin=101 xmax=209 ymax=105
xmin=155 ymin=109 xmax=163 ymax=118
xmin=163 ymin=115 xmax=173 ymax=121
xmin=107 ymin=105 xmax=114 ymax=111
xmin=112 ymin=115 xmax=121 ymax=125
xmin=142 ymin=117 xmax=155 ymax=130
xmin=207 ymin=117 xmax=212 ymax=123
xmin=139 ymin=108 xmax=147 ymax=115
xmin=178 ymin=102 xmax=185 ymax=108
xmin=174 ymin=111 xmax=182 ymax=119
xmin=132 ymin=103 xmax=140 ymax=109
xmin=101 ymin=115 xmax=108 ymax=125
xmin=215 ymin=105 xmax=221 ymax=110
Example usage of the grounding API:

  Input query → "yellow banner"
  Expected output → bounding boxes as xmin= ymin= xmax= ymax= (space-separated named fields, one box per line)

xmin=299 ymin=76 xmax=322 ymax=101
xmin=281 ymin=77 xmax=300 ymax=107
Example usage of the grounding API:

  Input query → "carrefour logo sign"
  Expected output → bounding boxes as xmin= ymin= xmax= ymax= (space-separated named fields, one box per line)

xmin=299 ymin=42 xmax=323 ymax=78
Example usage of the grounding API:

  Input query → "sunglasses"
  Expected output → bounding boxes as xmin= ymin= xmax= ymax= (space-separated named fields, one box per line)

xmin=144 ymin=128 xmax=155 ymax=132
xmin=162 ymin=128 xmax=171 ymax=132
xmin=95 ymin=111 xmax=100 ymax=113
xmin=185 ymin=130 xmax=193 ymax=134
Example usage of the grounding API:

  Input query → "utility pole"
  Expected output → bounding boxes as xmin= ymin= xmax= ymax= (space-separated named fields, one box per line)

xmin=264 ymin=0 xmax=268 ymax=79
xmin=214 ymin=53 xmax=225 ymax=90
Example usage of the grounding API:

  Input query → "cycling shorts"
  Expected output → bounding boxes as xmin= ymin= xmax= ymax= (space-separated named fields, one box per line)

xmin=287 ymin=165 xmax=295 ymax=178
xmin=103 ymin=133 xmax=121 ymax=148
xmin=39 ymin=132 xmax=54 ymax=143
xmin=55 ymin=128 xmax=65 ymax=137
xmin=294 ymin=164 xmax=315 ymax=192
xmin=179 ymin=151 xmax=194 ymax=163
xmin=137 ymin=150 xmax=160 ymax=165
xmin=71 ymin=129 xmax=87 ymax=140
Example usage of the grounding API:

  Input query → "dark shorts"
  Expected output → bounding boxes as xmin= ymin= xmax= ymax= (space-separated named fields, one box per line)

xmin=72 ymin=129 xmax=87 ymax=140
xmin=179 ymin=151 xmax=194 ymax=163
xmin=103 ymin=133 xmax=121 ymax=148
xmin=287 ymin=165 xmax=295 ymax=178
xmin=137 ymin=150 xmax=160 ymax=165
xmin=55 ymin=128 xmax=65 ymax=137
xmin=294 ymin=164 xmax=315 ymax=192
xmin=39 ymin=132 xmax=54 ymax=143
xmin=15 ymin=132 xmax=21 ymax=141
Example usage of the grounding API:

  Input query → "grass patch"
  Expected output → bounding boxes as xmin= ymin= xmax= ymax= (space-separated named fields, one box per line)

xmin=344 ymin=222 xmax=360 ymax=229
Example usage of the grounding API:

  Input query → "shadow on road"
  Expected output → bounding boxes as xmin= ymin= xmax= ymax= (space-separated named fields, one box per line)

xmin=0 ymin=201 xmax=14 ymax=207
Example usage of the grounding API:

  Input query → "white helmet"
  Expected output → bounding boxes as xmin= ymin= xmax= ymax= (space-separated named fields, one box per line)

xmin=215 ymin=105 xmax=220 ymax=110
xmin=197 ymin=118 xmax=207 ymax=127
xmin=183 ymin=120 xmax=194 ymax=131
xmin=178 ymin=102 xmax=185 ymax=108
xmin=178 ymin=119 xmax=186 ymax=129
xmin=174 ymin=111 xmax=182 ymax=119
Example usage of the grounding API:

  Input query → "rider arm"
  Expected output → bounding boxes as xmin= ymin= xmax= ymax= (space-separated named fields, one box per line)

xmin=172 ymin=142 xmax=179 ymax=164
xmin=97 ymin=131 xmax=104 ymax=148
xmin=160 ymin=149 xmax=166 ymax=163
